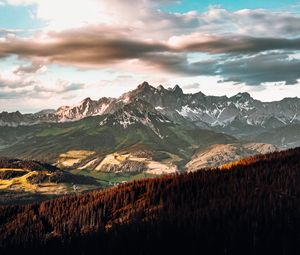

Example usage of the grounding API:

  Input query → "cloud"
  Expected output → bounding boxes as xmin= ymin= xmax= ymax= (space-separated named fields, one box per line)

xmin=171 ymin=34 xmax=300 ymax=54
xmin=1 ymin=26 xmax=300 ymax=86
xmin=33 ymin=80 xmax=85 ymax=94
xmin=182 ymin=83 xmax=201 ymax=90
xmin=1 ymin=26 xmax=300 ymax=64
xmin=4 ymin=1 xmax=300 ymax=38
xmin=141 ymin=51 xmax=300 ymax=86
xmin=13 ymin=61 xmax=47 ymax=75
xmin=3 ymin=0 xmax=193 ymax=34
xmin=0 ymin=67 xmax=85 ymax=100
xmin=0 ymin=28 xmax=170 ymax=67
xmin=142 ymin=52 xmax=217 ymax=76
xmin=0 ymin=74 xmax=35 ymax=88
xmin=217 ymin=52 xmax=300 ymax=85
xmin=187 ymin=7 xmax=300 ymax=38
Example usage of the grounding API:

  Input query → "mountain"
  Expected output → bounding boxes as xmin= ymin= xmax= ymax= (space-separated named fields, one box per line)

xmin=0 ymin=108 xmax=236 ymax=171
xmin=1 ymin=147 xmax=299 ymax=254
xmin=250 ymin=124 xmax=300 ymax=148
xmin=99 ymin=99 xmax=172 ymax=138
xmin=0 ymin=97 xmax=116 ymax=126
xmin=0 ymin=157 xmax=99 ymax=205
xmin=1 ymin=81 xmax=300 ymax=147
xmin=0 ymin=111 xmax=31 ymax=127
xmin=55 ymin=97 xmax=115 ymax=121
xmin=122 ymin=83 xmax=300 ymax=142
xmin=0 ymin=81 xmax=289 ymax=174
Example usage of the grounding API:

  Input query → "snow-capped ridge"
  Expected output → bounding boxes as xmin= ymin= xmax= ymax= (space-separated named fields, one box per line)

xmin=2 ymin=82 xmax=300 ymax=135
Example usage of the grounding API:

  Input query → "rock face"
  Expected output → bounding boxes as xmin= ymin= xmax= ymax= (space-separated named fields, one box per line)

xmin=99 ymin=99 xmax=172 ymax=138
xmin=55 ymin=97 xmax=114 ymax=121
xmin=186 ymin=143 xmax=278 ymax=172
xmin=98 ymin=160 xmax=147 ymax=173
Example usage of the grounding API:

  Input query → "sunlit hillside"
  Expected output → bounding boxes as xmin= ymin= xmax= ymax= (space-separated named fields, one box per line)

xmin=0 ymin=157 xmax=100 ymax=205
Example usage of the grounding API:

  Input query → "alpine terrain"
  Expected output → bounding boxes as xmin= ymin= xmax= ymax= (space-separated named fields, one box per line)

xmin=1 ymin=82 xmax=297 ymax=179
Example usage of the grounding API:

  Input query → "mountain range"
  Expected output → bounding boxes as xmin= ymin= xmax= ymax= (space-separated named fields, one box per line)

xmin=0 ymin=81 xmax=299 ymax=175
xmin=1 ymin=81 xmax=300 ymax=147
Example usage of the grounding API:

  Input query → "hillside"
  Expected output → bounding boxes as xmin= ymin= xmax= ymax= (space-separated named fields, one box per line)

xmin=0 ymin=111 xmax=237 ymax=170
xmin=0 ymin=157 xmax=99 ymax=205
xmin=0 ymin=148 xmax=299 ymax=254
xmin=186 ymin=142 xmax=278 ymax=171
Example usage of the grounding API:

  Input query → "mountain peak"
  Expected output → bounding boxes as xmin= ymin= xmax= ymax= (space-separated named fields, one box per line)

xmin=167 ymin=84 xmax=183 ymax=95
xmin=81 ymin=97 xmax=93 ymax=104
xmin=172 ymin=84 xmax=183 ymax=95
xmin=157 ymin=85 xmax=165 ymax=91
xmin=235 ymin=92 xmax=251 ymax=98
xmin=138 ymin=81 xmax=151 ymax=89
xmin=231 ymin=92 xmax=252 ymax=101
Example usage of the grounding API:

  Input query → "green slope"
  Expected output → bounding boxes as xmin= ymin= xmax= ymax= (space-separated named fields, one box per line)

xmin=0 ymin=115 xmax=236 ymax=165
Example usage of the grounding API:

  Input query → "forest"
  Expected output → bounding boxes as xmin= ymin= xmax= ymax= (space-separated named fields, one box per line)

xmin=0 ymin=148 xmax=300 ymax=254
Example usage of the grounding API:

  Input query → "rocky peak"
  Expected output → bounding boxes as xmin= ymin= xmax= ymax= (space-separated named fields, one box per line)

xmin=232 ymin=92 xmax=251 ymax=101
xmin=172 ymin=85 xmax=183 ymax=95
xmin=0 ymin=110 xmax=28 ymax=126
xmin=157 ymin=85 xmax=165 ymax=91
xmin=99 ymin=98 xmax=171 ymax=136
xmin=33 ymin=109 xmax=56 ymax=118
xmin=0 ymin=110 xmax=21 ymax=117
xmin=124 ymin=98 xmax=156 ymax=113
xmin=137 ymin=81 xmax=153 ymax=91
xmin=57 ymin=105 xmax=70 ymax=112
xmin=81 ymin=97 xmax=93 ymax=104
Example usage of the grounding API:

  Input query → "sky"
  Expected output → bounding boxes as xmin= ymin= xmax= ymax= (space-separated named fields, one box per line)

xmin=1 ymin=0 xmax=300 ymax=112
